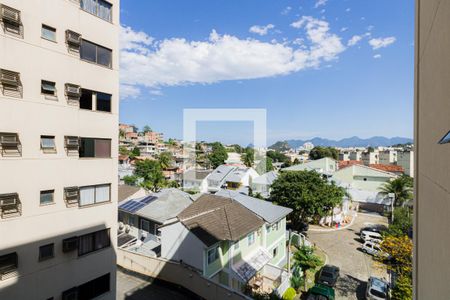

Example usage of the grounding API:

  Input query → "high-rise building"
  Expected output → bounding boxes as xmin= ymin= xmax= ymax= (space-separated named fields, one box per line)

xmin=397 ymin=150 xmax=414 ymax=177
xmin=0 ymin=0 xmax=119 ymax=299
xmin=415 ymin=0 xmax=450 ymax=298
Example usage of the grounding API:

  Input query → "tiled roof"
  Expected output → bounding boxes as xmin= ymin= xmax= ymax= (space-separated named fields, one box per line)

xmin=178 ymin=194 xmax=264 ymax=246
xmin=338 ymin=160 xmax=363 ymax=169
xmin=118 ymin=185 xmax=142 ymax=202
xmin=369 ymin=164 xmax=404 ymax=173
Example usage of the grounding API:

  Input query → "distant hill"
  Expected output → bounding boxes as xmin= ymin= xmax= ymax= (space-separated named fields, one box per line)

xmin=269 ymin=136 xmax=413 ymax=150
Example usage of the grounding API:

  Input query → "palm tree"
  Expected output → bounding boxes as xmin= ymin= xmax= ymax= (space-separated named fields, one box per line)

xmin=158 ymin=151 xmax=173 ymax=170
xmin=293 ymin=245 xmax=323 ymax=291
xmin=241 ymin=148 xmax=254 ymax=167
xmin=379 ymin=176 xmax=413 ymax=207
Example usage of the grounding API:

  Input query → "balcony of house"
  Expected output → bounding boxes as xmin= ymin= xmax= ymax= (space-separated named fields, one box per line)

xmin=247 ymin=264 xmax=290 ymax=297
xmin=117 ymin=223 xmax=161 ymax=258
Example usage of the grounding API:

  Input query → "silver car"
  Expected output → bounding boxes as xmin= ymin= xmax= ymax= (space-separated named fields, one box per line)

xmin=366 ymin=276 xmax=389 ymax=300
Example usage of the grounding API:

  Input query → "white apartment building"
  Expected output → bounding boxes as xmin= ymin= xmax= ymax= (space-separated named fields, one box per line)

xmin=378 ymin=149 xmax=397 ymax=165
xmin=0 ymin=1 xmax=119 ymax=299
xmin=348 ymin=150 xmax=362 ymax=161
xmin=361 ymin=151 xmax=379 ymax=165
xmin=397 ymin=150 xmax=414 ymax=177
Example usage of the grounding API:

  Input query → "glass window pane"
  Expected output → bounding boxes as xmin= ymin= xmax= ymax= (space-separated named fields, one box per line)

xmin=94 ymin=139 xmax=111 ymax=158
xmin=41 ymin=137 xmax=55 ymax=149
xmin=98 ymin=0 xmax=112 ymax=22
xmin=95 ymin=229 xmax=110 ymax=250
xmin=41 ymin=25 xmax=56 ymax=41
xmin=79 ymin=234 xmax=94 ymax=255
xmin=95 ymin=184 xmax=110 ymax=203
xmin=40 ymin=190 xmax=54 ymax=205
xmin=79 ymin=187 xmax=95 ymax=206
xmin=80 ymin=40 xmax=97 ymax=63
xmin=96 ymin=92 xmax=111 ymax=112
xmin=79 ymin=138 xmax=95 ymax=157
xmin=80 ymin=0 xmax=97 ymax=15
xmin=80 ymin=89 xmax=93 ymax=110
xmin=97 ymin=46 xmax=112 ymax=67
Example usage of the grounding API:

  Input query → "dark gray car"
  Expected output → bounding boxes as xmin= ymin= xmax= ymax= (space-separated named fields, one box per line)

xmin=317 ymin=265 xmax=340 ymax=287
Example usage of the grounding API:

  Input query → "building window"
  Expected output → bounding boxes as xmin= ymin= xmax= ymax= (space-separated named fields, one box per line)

xmin=0 ymin=69 xmax=22 ymax=98
xmin=78 ymin=273 xmax=110 ymax=299
xmin=41 ymin=135 xmax=56 ymax=153
xmin=81 ymin=0 xmax=112 ymax=22
xmin=80 ymin=40 xmax=112 ymax=68
xmin=0 ymin=132 xmax=21 ymax=156
xmin=247 ymin=232 xmax=255 ymax=246
xmin=80 ymin=89 xmax=93 ymax=110
xmin=266 ymin=224 xmax=271 ymax=233
xmin=39 ymin=243 xmax=54 ymax=261
xmin=0 ymin=193 xmax=21 ymax=219
xmin=0 ymin=4 xmax=22 ymax=37
xmin=79 ymin=184 xmax=111 ymax=206
xmin=65 ymin=30 xmax=81 ymax=52
xmin=0 ymin=252 xmax=18 ymax=280
xmin=438 ymin=131 xmax=450 ymax=144
xmin=96 ymin=92 xmax=112 ymax=112
xmin=79 ymin=138 xmax=111 ymax=158
xmin=41 ymin=25 xmax=56 ymax=42
xmin=40 ymin=190 xmax=54 ymax=205
xmin=272 ymin=246 xmax=278 ymax=258
xmin=207 ymin=246 xmax=219 ymax=265
xmin=78 ymin=229 xmax=110 ymax=256
xmin=41 ymin=80 xmax=56 ymax=96
xmin=140 ymin=219 xmax=150 ymax=233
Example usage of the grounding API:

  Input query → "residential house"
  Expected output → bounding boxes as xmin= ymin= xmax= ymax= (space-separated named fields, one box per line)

xmin=331 ymin=164 xmax=397 ymax=212
xmin=397 ymin=150 xmax=414 ymax=177
xmin=281 ymin=157 xmax=338 ymax=177
xmin=223 ymin=166 xmax=259 ymax=191
xmin=338 ymin=160 xmax=363 ymax=169
xmin=118 ymin=185 xmax=146 ymax=203
xmin=159 ymin=193 xmax=292 ymax=294
xmin=369 ymin=164 xmax=404 ymax=176
xmin=181 ymin=169 xmax=213 ymax=193
xmin=250 ymin=171 xmax=278 ymax=198
xmin=206 ymin=165 xmax=237 ymax=192
xmin=118 ymin=155 xmax=134 ymax=184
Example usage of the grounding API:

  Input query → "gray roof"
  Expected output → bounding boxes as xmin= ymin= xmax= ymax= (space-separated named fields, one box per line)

xmin=216 ymin=189 xmax=292 ymax=224
xmin=225 ymin=167 xmax=249 ymax=183
xmin=183 ymin=169 xmax=213 ymax=181
xmin=118 ymin=185 xmax=142 ymax=202
xmin=134 ymin=189 xmax=193 ymax=223
xmin=252 ymin=171 xmax=278 ymax=185
xmin=207 ymin=165 xmax=237 ymax=182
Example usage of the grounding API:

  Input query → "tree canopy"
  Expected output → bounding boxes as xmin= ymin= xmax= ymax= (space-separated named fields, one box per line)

xmin=241 ymin=147 xmax=255 ymax=167
xmin=292 ymin=245 xmax=323 ymax=291
xmin=208 ymin=142 xmax=228 ymax=168
xmin=142 ymin=125 xmax=152 ymax=133
xmin=270 ymin=170 xmax=345 ymax=228
xmin=134 ymin=159 xmax=165 ymax=192
xmin=308 ymin=146 xmax=339 ymax=160
xmin=129 ymin=146 xmax=140 ymax=159
xmin=267 ymin=150 xmax=290 ymax=164
xmin=158 ymin=151 xmax=174 ymax=169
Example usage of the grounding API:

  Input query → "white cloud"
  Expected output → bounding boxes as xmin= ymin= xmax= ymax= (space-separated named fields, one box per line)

xmin=368 ymin=36 xmax=396 ymax=49
xmin=340 ymin=27 xmax=348 ymax=32
xmin=149 ymin=89 xmax=163 ymax=96
xmin=249 ymin=24 xmax=275 ymax=36
xmin=345 ymin=8 xmax=351 ymax=12
xmin=373 ymin=54 xmax=381 ymax=59
xmin=120 ymin=17 xmax=345 ymax=88
xmin=315 ymin=0 xmax=328 ymax=8
xmin=120 ymin=26 xmax=153 ymax=54
xmin=347 ymin=35 xmax=363 ymax=46
xmin=120 ymin=84 xmax=141 ymax=99
xmin=281 ymin=6 xmax=292 ymax=15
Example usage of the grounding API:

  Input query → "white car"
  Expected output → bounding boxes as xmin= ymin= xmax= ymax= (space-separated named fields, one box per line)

xmin=362 ymin=241 xmax=382 ymax=256
xmin=361 ymin=230 xmax=382 ymax=243
xmin=366 ymin=276 xmax=389 ymax=300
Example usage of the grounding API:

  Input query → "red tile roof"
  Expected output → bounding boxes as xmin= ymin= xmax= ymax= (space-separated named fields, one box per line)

xmin=338 ymin=160 xmax=363 ymax=169
xmin=369 ymin=164 xmax=404 ymax=173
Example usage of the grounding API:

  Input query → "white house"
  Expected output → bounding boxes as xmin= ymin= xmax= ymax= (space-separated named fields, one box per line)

xmin=250 ymin=171 xmax=278 ymax=198
xmin=281 ymin=157 xmax=338 ymax=177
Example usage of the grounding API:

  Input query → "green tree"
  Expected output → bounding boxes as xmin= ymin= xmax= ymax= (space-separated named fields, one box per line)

xmin=267 ymin=150 xmax=289 ymax=163
xmin=142 ymin=125 xmax=152 ymax=133
xmin=256 ymin=157 xmax=274 ymax=175
xmin=308 ymin=146 xmax=339 ymax=160
xmin=241 ymin=148 xmax=255 ymax=167
xmin=385 ymin=207 xmax=412 ymax=237
xmin=129 ymin=146 xmax=140 ymax=159
xmin=165 ymin=180 xmax=180 ymax=188
xmin=208 ymin=142 xmax=228 ymax=168
xmin=379 ymin=175 xmax=413 ymax=207
xmin=134 ymin=159 xmax=165 ymax=192
xmin=367 ymin=146 xmax=375 ymax=153
xmin=391 ymin=275 xmax=412 ymax=300
xmin=292 ymin=246 xmax=323 ymax=291
xmin=232 ymin=144 xmax=244 ymax=153
xmin=270 ymin=170 xmax=345 ymax=228
xmin=123 ymin=175 xmax=138 ymax=186
xmin=119 ymin=146 xmax=130 ymax=155
xmin=158 ymin=151 xmax=174 ymax=169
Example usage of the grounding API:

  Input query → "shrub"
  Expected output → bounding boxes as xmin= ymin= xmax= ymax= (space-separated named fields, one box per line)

xmin=282 ymin=287 xmax=296 ymax=300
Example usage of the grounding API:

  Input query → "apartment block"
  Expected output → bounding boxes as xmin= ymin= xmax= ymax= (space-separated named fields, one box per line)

xmin=397 ymin=150 xmax=414 ymax=177
xmin=361 ymin=151 xmax=379 ymax=166
xmin=378 ymin=149 xmax=397 ymax=165
xmin=0 ymin=0 xmax=119 ymax=299
xmin=415 ymin=0 xmax=450 ymax=298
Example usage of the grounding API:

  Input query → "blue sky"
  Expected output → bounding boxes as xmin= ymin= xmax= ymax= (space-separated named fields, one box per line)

xmin=119 ymin=0 xmax=414 ymax=146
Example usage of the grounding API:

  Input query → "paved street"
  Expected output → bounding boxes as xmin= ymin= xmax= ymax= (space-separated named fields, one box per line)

xmin=307 ymin=213 xmax=389 ymax=300
xmin=117 ymin=268 xmax=198 ymax=300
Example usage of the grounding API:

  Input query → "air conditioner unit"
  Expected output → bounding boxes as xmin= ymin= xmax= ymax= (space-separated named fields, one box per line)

xmin=0 ymin=70 xmax=19 ymax=86
xmin=66 ymin=137 xmax=79 ymax=147
xmin=62 ymin=237 xmax=78 ymax=253
xmin=64 ymin=187 xmax=79 ymax=202
xmin=65 ymin=84 xmax=81 ymax=98
xmin=1 ymin=5 xmax=20 ymax=24
xmin=0 ymin=195 xmax=17 ymax=206
xmin=65 ymin=30 xmax=81 ymax=46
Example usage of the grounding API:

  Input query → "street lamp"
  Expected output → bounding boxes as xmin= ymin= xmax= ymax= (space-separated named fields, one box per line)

xmin=388 ymin=193 xmax=395 ymax=223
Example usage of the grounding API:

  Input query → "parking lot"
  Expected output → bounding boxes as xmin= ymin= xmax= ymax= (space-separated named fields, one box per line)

xmin=307 ymin=212 xmax=389 ymax=300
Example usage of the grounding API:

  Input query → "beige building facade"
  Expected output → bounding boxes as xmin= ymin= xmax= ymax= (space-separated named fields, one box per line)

xmin=0 ymin=0 xmax=119 ymax=299
xmin=415 ymin=0 xmax=450 ymax=298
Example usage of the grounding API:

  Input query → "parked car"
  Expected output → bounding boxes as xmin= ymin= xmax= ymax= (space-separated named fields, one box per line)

xmin=306 ymin=284 xmax=335 ymax=300
xmin=360 ymin=226 xmax=383 ymax=235
xmin=362 ymin=241 xmax=382 ymax=256
xmin=317 ymin=265 xmax=340 ymax=287
xmin=366 ymin=276 xmax=389 ymax=300
xmin=360 ymin=230 xmax=382 ymax=243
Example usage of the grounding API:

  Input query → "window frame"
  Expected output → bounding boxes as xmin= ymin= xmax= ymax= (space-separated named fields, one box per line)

xmin=0 ymin=252 xmax=18 ymax=278
xmin=80 ymin=39 xmax=112 ymax=68
xmin=80 ymin=0 xmax=113 ymax=23
xmin=207 ymin=246 xmax=219 ymax=265
xmin=247 ymin=232 xmax=255 ymax=246
xmin=79 ymin=137 xmax=111 ymax=158
xmin=41 ymin=24 xmax=56 ymax=42
xmin=38 ymin=243 xmax=55 ymax=261
xmin=40 ymin=190 xmax=55 ymax=206
xmin=41 ymin=80 xmax=57 ymax=97
xmin=40 ymin=135 xmax=56 ymax=153
xmin=78 ymin=228 xmax=111 ymax=256
xmin=79 ymin=184 xmax=111 ymax=207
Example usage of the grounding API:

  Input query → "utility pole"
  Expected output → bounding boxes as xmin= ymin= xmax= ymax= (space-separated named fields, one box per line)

xmin=388 ymin=193 xmax=395 ymax=223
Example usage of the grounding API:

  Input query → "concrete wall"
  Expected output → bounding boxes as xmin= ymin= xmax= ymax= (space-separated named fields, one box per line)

xmin=415 ymin=0 xmax=450 ymax=298
xmin=0 ymin=0 xmax=119 ymax=298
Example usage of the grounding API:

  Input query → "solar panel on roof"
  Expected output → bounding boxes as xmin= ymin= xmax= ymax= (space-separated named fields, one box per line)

xmin=140 ymin=196 xmax=156 ymax=204
xmin=119 ymin=200 xmax=147 ymax=213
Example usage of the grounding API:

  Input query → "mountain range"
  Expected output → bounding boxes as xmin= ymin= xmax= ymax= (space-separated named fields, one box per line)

xmin=269 ymin=136 xmax=413 ymax=151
